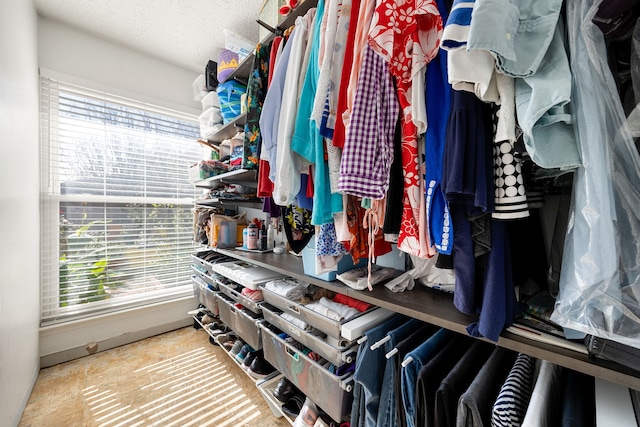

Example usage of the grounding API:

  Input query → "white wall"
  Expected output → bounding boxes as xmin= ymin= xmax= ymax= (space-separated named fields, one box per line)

xmin=38 ymin=17 xmax=202 ymax=115
xmin=36 ymin=18 xmax=201 ymax=365
xmin=0 ymin=1 xmax=41 ymax=426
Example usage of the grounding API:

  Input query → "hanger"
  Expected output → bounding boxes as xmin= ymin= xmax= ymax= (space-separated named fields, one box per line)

xmin=370 ymin=335 xmax=390 ymax=351
xmin=256 ymin=19 xmax=284 ymax=37
xmin=385 ymin=347 xmax=398 ymax=359
xmin=357 ymin=336 xmax=368 ymax=345
xmin=401 ymin=356 xmax=414 ymax=367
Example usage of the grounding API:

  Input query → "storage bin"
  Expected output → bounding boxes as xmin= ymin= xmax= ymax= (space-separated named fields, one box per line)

xmin=192 ymin=277 xmax=203 ymax=303
xmin=256 ymin=373 xmax=295 ymax=422
xmin=192 ymin=74 xmax=207 ymax=101
xmin=198 ymin=107 xmax=223 ymax=140
xmin=374 ymin=244 xmax=406 ymax=271
xmin=201 ymin=90 xmax=219 ymax=111
xmin=260 ymin=285 xmax=377 ymax=339
xmin=210 ymin=260 xmax=283 ymax=290
xmin=217 ymin=80 xmax=247 ymax=124
xmin=217 ymin=48 xmax=240 ymax=83
xmin=217 ymin=293 xmax=263 ymax=350
xmin=190 ymin=265 xmax=217 ymax=288
xmin=219 ymin=133 xmax=244 ymax=159
xmin=191 ymin=251 xmax=235 ymax=275
xmin=223 ymin=29 xmax=256 ymax=60
xmin=211 ymin=220 xmax=238 ymax=249
xmin=261 ymin=323 xmax=354 ymax=423
xmin=261 ymin=303 xmax=358 ymax=367
xmin=216 ymin=278 xmax=263 ymax=315
xmin=301 ymin=236 xmax=367 ymax=281
xmin=188 ymin=159 xmax=226 ymax=182
xmin=192 ymin=276 xmax=219 ymax=315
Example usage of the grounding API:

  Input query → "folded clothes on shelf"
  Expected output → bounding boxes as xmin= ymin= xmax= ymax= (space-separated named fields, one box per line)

xmin=264 ymin=278 xmax=312 ymax=302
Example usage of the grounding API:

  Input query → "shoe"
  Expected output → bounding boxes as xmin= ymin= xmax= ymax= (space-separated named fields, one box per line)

xmin=222 ymin=339 xmax=237 ymax=351
xmin=216 ymin=333 xmax=235 ymax=346
xmin=229 ymin=340 xmax=244 ymax=357
xmin=247 ymin=355 xmax=276 ymax=379
xmin=201 ymin=314 xmax=215 ymax=325
xmin=242 ymin=351 xmax=257 ymax=370
xmin=207 ymin=324 xmax=224 ymax=335
xmin=281 ymin=393 xmax=305 ymax=418
xmin=273 ymin=377 xmax=295 ymax=403
xmin=235 ymin=344 xmax=254 ymax=364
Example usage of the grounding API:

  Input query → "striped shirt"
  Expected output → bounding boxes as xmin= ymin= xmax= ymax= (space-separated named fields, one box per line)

xmin=491 ymin=353 xmax=536 ymax=427
xmin=441 ymin=0 xmax=475 ymax=50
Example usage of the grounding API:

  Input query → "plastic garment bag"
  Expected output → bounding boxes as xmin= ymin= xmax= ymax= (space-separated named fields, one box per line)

xmin=550 ymin=0 xmax=640 ymax=349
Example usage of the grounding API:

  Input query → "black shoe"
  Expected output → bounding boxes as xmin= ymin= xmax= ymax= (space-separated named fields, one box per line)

xmin=242 ymin=351 xmax=257 ymax=370
xmin=281 ymin=394 xmax=305 ymax=418
xmin=235 ymin=344 xmax=254 ymax=364
xmin=273 ymin=377 xmax=295 ymax=403
xmin=247 ymin=355 xmax=276 ymax=379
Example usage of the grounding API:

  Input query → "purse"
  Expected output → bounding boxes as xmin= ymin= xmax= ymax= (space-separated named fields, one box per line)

xmin=216 ymin=80 xmax=246 ymax=124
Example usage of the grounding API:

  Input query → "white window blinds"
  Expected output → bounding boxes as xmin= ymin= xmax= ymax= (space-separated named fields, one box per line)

xmin=40 ymin=77 xmax=202 ymax=325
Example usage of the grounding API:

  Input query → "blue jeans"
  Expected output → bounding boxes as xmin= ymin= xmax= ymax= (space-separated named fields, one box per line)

xmin=400 ymin=328 xmax=456 ymax=427
xmin=376 ymin=319 xmax=425 ymax=427
xmin=351 ymin=314 xmax=409 ymax=427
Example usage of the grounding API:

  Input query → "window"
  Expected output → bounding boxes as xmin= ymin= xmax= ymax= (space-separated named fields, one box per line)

xmin=40 ymin=78 xmax=202 ymax=325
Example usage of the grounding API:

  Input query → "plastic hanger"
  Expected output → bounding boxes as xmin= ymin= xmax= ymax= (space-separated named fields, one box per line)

xmin=401 ymin=356 xmax=414 ymax=367
xmin=385 ymin=347 xmax=398 ymax=359
xmin=370 ymin=335 xmax=390 ymax=351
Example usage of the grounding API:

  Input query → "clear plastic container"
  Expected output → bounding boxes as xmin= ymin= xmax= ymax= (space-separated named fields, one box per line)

xmin=223 ymin=29 xmax=256 ymax=60
xmin=198 ymin=107 xmax=223 ymax=140
xmin=201 ymin=90 xmax=219 ymax=111
xmin=192 ymin=74 xmax=207 ymax=101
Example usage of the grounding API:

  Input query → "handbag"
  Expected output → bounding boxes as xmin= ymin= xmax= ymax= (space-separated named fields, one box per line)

xmin=216 ymin=80 xmax=246 ymax=124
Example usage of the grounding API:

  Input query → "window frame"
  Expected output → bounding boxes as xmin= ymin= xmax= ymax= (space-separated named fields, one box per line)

xmin=39 ymin=77 xmax=203 ymax=325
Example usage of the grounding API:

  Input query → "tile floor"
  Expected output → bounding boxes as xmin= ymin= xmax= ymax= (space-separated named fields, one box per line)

xmin=18 ymin=326 xmax=289 ymax=427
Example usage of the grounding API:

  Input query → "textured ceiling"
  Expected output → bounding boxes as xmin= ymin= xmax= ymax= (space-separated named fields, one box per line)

xmin=33 ymin=0 xmax=264 ymax=73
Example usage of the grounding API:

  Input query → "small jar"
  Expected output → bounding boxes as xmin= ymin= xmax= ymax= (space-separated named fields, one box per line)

xmin=247 ymin=223 xmax=258 ymax=250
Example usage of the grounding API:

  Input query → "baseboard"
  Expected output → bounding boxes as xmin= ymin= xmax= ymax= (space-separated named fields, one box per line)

xmin=40 ymin=318 xmax=192 ymax=368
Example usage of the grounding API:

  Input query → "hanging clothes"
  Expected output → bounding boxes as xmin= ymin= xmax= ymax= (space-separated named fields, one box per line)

xmin=377 ymin=319 xmax=431 ymax=427
xmin=292 ymin=0 xmax=344 ymax=225
xmin=257 ymin=35 xmax=285 ymax=198
xmin=271 ymin=8 xmax=317 ymax=206
xmin=400 ymin=329 xmax=456 ymax=427
xmin=467 ymin=0 xmax=581 ymax=170
xmin=319 ymin=0 xmax=353 ymax=139
xmin=343 ymin=195 xmax=391 ymax=263
xmin=414 ymin=334 xmax=474 ymax=427
xmin=425 ymin=0 xmax=453 ymax=255
xmin=318 ymin=0 xmax=353 ymax=193
xmin=333 ymin=0 xmax=376 ymax=149
xmin=350 ymin=314 xmax=410 ymax=427
xmin=456 ymin=347 xmax=517 ymax=427
xmin=490 ymin=353 xmax=536 ymax=427
xmin=242 ymin=43 xmax=270 ymax=170
xmin=435 ymin=340 xmax=495 ymax=427
xmin=337 ymin=43 xmax=399 ymax=200
xmin=521 ymin=361 xmax=564 ymax=427
xmin=440 ymin=0 xmax=528 ymax=220
xmin=368 ymin=0 xmax=443 ymax=258
xmin=392 ymin=324 xmax=440 ymax=427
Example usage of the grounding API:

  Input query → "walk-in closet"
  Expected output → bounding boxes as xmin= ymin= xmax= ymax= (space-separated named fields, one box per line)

xmin=3 ymin=0 xmax=640 ymax=426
